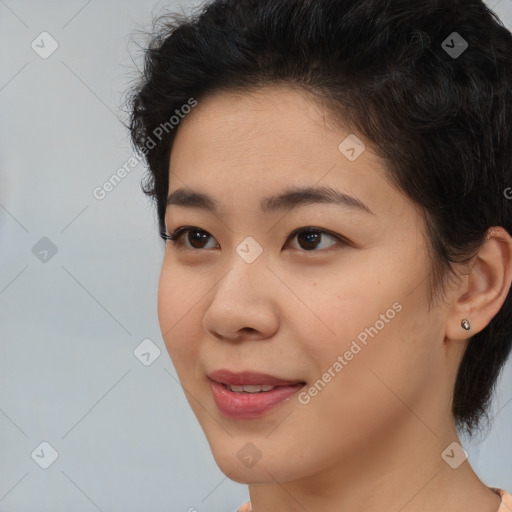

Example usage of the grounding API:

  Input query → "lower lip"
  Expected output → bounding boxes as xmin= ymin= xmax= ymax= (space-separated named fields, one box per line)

xmin=208 ymin=380 xmax=305 ymax=419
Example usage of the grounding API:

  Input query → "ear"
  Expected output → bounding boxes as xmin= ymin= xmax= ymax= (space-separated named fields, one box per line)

xmin=445 ymin=226 xmax=512 ymax=340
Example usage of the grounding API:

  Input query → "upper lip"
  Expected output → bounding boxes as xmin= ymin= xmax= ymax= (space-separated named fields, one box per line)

xmin=208 ymin=369 xmax=305 ymax=387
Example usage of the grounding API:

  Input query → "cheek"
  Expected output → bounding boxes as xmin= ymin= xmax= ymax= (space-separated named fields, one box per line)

xmin=157 ymin=261 xmax=174 ymax=339
xmin=295 ymin=259 xmax=436 ymax=414
xmin=292 ymin=317 xmax=428 ymax=465
xmin=285 ymin=265 xmax=397 ymax=364
xmin=317 ymin=298 xmax=439 ymax=436
xmin=157 ymin=260 xmax=201 ymax=373
xmin=156 ymin=263 xmax=173 ymax=336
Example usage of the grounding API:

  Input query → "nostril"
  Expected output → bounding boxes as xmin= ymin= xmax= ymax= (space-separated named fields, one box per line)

xmin=241 ymin=327 xmax=258 ymax=335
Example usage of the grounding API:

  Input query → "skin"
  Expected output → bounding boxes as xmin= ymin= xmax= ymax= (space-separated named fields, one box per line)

xmin=157 ymin=84 xmax=512 ymax=512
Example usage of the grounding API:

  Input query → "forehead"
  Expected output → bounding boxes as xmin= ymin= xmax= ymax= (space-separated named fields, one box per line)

xmin=167 ymin=85 xmax=417 ymax=225
xmin=172 ymin=85 xmax=338 ymax=157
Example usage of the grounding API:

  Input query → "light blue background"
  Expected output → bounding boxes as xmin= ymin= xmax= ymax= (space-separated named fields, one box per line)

xmin=1 ymin=1 xmax=511 ymax=510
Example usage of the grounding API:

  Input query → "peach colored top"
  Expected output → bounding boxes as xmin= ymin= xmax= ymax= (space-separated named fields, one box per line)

xmin=493 ymin=488 xmax=512 ymax=512
xmin=236 ymin=487 xmax=512 ymax=512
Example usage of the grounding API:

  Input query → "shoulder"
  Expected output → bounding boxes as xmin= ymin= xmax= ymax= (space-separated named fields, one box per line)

xmin=236 ymin=501 xmax=252 ymax=512
xmin=490 ymin=487 xmax=512 ymax=511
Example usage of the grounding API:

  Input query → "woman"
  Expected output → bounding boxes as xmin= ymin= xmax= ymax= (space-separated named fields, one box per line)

xmin=126 ymin=0 xmax=512 ymax=510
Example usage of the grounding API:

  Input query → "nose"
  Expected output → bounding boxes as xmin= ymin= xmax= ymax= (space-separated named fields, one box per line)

xmin=202 ymin=255 xmax=280 ymax=343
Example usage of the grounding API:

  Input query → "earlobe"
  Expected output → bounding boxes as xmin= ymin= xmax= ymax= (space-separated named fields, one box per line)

xmin=446 ymin=226 xmax=512 ymax=340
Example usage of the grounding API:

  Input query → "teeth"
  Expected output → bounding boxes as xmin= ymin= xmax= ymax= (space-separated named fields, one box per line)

xmin=227 ymin=384 xmax=277 ymax=393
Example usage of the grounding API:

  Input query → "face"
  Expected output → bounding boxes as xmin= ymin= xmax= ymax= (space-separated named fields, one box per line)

xmin=157 ymin=85 xmax=454 ymax=484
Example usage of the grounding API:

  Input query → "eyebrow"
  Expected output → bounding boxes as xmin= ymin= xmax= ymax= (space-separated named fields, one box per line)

xmin=166 ymin=185 xmax=375 ymax=216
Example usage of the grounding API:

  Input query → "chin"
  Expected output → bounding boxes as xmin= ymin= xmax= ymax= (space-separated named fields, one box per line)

xmin=221 ymin=466 xmax=272 ymax=484
xmin=210 ymin=445 xmax=302 ymax=484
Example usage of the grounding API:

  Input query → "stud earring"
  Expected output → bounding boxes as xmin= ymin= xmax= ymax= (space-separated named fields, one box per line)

xmin=461 ymin=319 xmax=471 ymax=331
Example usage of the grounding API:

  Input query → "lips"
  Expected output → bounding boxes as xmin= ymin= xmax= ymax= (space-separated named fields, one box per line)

xmin=207 ymin=369 xmax=307 ymax=418
xmin=207 ymin=369 xmax=306 ymax=387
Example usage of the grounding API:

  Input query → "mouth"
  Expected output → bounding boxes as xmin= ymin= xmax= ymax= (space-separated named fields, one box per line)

xmin=207 ymin=368 xmax=306 ymax=388
xmin=218 ymin=383 xmax=286 ymax=393
xmin=207 ymin=369 xmax=306 ymax=418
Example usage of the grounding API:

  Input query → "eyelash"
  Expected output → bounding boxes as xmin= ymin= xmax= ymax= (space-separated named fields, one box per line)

xmin=160 ymin=226 xmax=350 ymax=253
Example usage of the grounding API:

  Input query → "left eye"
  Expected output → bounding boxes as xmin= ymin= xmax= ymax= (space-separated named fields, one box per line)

xmin=161 ymin=226 xmax=348 ymax=252
xmin=286 ymin=227 xmax=343 ymax=251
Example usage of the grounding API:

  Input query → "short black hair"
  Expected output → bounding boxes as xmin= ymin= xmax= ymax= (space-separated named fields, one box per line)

xmin=126 ymin=0 xmax=512 ymax=438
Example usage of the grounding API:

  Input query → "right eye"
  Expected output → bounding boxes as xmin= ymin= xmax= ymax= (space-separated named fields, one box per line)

xmin=161 ymin=226 xmax=218 ymax=250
